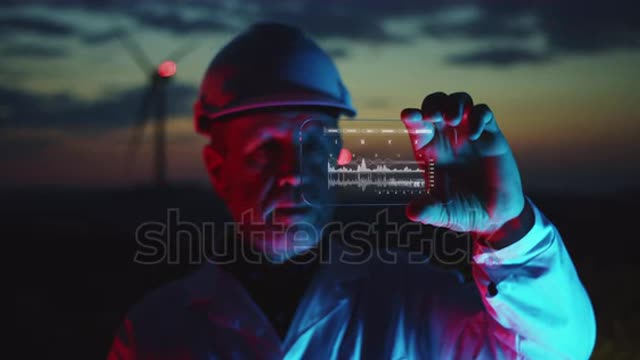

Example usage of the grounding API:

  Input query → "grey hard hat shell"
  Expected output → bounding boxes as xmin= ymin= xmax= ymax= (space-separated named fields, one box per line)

xmin=194 ymin=23 xmax=356 ymax=134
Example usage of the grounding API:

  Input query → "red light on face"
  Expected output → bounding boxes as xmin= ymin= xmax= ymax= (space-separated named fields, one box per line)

xmin=157 ymin=60 xmax=177 ymax=78
xmin=337 ymin=148 xmax=352 ymax=166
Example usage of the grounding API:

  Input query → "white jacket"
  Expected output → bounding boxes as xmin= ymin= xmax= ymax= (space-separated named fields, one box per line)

xmin=107 ymin=200 xmax=596 ymax=359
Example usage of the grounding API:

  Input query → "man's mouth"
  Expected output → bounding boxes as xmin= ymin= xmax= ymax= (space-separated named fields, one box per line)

xmin=264 ymin=203 xmax=314 ymax=222
xmin=274 ymin=205 xmax=312 ymax=216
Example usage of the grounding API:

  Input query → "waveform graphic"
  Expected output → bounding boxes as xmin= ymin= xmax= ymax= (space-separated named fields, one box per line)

xmin=328 ymin=158 xmax=434 ymax=194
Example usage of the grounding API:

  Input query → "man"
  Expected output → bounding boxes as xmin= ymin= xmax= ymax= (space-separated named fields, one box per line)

xmin=108 ymin=23 xmax=596 ymax=359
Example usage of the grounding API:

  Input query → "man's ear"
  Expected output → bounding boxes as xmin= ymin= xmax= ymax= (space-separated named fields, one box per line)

xmin=203 ymin=144 xmax=226 ymax=194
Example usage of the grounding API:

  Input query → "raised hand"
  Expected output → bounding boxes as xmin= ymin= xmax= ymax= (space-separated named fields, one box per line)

xmin=401 ymin=92 xmax=532 ymax=245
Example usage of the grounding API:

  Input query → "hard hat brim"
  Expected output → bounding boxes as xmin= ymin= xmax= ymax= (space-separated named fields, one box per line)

xmin=195 ymin=92 xmax=356 ymax=133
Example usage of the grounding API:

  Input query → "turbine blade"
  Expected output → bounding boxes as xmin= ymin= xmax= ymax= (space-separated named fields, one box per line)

xmin=118 ymin=32 xmax=154 ymax=74
xmin=166 ymin=41 xmax=200 ymax=64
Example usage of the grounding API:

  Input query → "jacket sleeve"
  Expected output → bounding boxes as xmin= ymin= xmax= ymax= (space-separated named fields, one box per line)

xmin=463 ymin=198 xmax=596 ymax=359
xmin=106 ymin=317 xmax=136 ymax=360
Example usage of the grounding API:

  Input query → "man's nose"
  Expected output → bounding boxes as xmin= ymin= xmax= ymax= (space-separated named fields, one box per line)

xmin=277 ymin=130 xmax=303 ymax=187
xmin=278 ymin=174 xmax=302 ymax=187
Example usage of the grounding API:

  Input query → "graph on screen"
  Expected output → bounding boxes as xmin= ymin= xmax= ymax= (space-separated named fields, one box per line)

xmin=301 ymin=119 xmax=435 ymax=206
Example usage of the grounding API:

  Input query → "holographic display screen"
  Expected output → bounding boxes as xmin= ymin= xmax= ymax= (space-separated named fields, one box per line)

xmin=300 ymin=119 xmax=434 ymax=206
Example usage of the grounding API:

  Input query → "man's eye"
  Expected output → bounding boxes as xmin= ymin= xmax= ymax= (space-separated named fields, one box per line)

xmin=303 ymin=141 xmax=320 ymax=153
xmin=303 ymin=136 xmax=335 ymax=153
xmin=247 ymin=143 xmax=277 ymax=168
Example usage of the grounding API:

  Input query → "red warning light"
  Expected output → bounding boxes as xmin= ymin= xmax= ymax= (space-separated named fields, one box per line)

xmin=157 ymin=60 xmax=177 ymax=78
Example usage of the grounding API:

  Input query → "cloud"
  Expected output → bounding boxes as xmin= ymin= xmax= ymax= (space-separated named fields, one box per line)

xmin=422 ymin=1 xmax=640 ymax=55
xmin=535 ymin=2 xmax=640 ymax=53
xmin=247 ymin=1 xmax=417 ymax=44
xmin=236 ymin=0 xmax=640 ymax=55
xmin=362 ymin=96 xmax=391 ymax=109
xmin=0 ymin=83 xmax=198 ymax=133
xmin=447 ymin=47 xmax=549 ymax=66
xmin=325 ymin=47 xmax=349 ymax=59
xmin=81 ymin=28 xmax=127 ymax=45
xmin=0 ymin=68 xmax=30 ymax=82
xmin=129 ymin=11 xmax=235 ymax=34
xmin=2 ymin=1 xmax=414 ymax=44
xmin=0 ymin=15 xmax=76 ymax=37
xmin=1 ymin=1 xmax=640 ymax=64
xmin=1 ymin=43 xmax=68 ymax=58
xmin=249 ymin=1 xmax=640 ymax=63
xmin=422 ymin=14 xmax=535 ymax=40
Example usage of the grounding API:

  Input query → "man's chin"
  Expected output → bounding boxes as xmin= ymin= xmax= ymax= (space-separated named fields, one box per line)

xmin=265 ymin=206 xmax=319 ymax=225
xmin=249 ymin=232 xmax=319 ymax=263
xmin=269 ymin=214 xmax=314 ymax=227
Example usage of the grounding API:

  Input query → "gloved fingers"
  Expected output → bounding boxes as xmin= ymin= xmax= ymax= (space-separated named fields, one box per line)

xmin=406 ymin=193 xmax=450 ymax=227
xmin=406 ymin=193 xmax=489 ymax=232
xmin=401 ymin=108 xmax=424 ymax=128
xmin=468 ymin=105 xmax=510 ymax=156
xmin=443 ymin=92 xmax=473 ymax=127
xmin=421 ymin=92 xmax=447 ymax=123
xmin=468 ymin=104 xmax=495 ymax=141
xmin=401 ymin=108 xmax=436 ymax=154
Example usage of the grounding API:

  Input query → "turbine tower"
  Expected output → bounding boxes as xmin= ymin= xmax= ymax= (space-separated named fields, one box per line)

xmin=119 ymin=32 xmax=198 ymax=187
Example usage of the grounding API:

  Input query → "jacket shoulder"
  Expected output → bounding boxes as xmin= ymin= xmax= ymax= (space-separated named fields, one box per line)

xmin=126 ymin=277 xmax=188 ymax=324
xmin=123 ymin=274 xmax=199 ymax=352
xmin=108 ymin=275 xmax=194 ymax=359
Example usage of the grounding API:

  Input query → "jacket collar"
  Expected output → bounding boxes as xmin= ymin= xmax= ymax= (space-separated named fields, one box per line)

xmin=183 ymin=239 xmax=370 ymax=307
xmin=182 ymin=239 xmax=371 ymax=353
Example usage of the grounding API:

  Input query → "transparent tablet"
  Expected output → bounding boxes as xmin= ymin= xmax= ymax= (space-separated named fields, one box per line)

xmin=300 ymin=118 xmax=435 ymax=206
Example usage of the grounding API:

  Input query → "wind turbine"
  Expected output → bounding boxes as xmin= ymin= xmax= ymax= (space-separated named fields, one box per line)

xmin=119 ymin=32 xmax=198 ymax=187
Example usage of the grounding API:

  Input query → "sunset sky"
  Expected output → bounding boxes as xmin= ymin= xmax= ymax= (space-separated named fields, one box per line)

xmin=1 ymin=0 xmax=639 ymax=193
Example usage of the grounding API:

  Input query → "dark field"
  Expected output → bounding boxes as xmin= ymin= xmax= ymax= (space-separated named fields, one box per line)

xmin=5 ymin=187 xmax=639 ymax=359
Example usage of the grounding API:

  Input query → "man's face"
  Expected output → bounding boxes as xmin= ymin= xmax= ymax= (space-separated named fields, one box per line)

xmin=203 ymin=109 xmax=341 ymax=262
